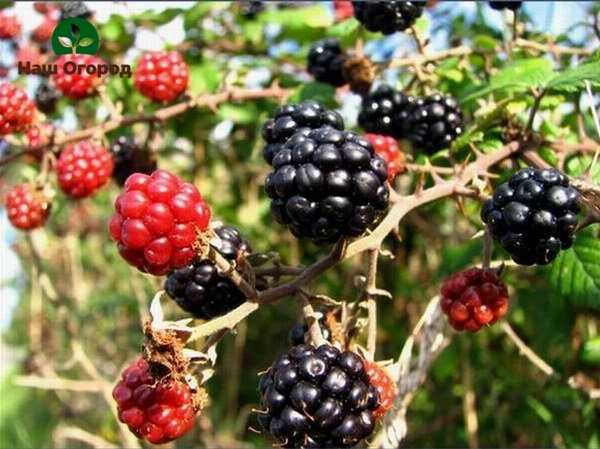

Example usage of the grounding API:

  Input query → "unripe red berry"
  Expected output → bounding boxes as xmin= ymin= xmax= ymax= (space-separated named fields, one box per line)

xmin=134 ymin=51 xmax=189 ymax=103
xmin=112 ymin=358 xmax=198 ymax=444
xmin=363 ymin=359 xmax=396 ymax=419
xmin=56 ymin=139 xmax=113 ymax=198
xmin=0 ymin=82 xmax=36 ymax=135
xmin=109 ymin=169 xmax=211 ymax=275
xmin=440 ymin=267 xmax=509 ymax=332
xmin=53 ymin=54 xmax=105 ymax=99
xmin=31 ymin=17 xmax=57 ymax=43
xmin=0 ymin=13 xmax=21 ymax=40
xmin=365 ymin=133 xmax=405 ymax=180
xmin=6 ymin=183 xmax=52 ymax=230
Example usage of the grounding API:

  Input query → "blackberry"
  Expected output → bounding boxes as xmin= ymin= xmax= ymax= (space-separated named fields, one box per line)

xmin=488 ymin=1 xmax=522 ymax=11
xmin=406 ymin=93 xmax=463 ymax=153
xmin=307 ymin=39 xmax=347 ymax=88
xmin=288 ymin=321 xmax=331 ymax=346
xmin=261 ymin=100 xmax=344 ymax=164
xmin=358 ymin=84 xmax=414 ymax=139
xmin=352 ymin=1 xmax=425 ymax=35
xmin=258 ymin=344 xmax=380 ymax=448
xmin=60 ymin=1 xmax=93 ymax=20
xmin=34 ymin=79 xmax=61 ymax=115
xmin=265 ymin=127 xmax=390 ymax=245
xmin=481 ymin=167 xmax=581 ymax=265
xmin=240 ymin=1 xmax=265 ymax=18
xmin=109 ymin=136 xmax=157 ymax=186
xmin=164 ymin=224 xmax=252 ymax=319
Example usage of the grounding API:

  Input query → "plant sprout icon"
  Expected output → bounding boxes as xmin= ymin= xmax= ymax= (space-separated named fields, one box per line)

xmin=57 ymin=23 xmax=94 ymax=54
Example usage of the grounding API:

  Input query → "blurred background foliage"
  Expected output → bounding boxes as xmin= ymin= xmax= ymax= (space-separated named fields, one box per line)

xmin=0 ymin=1 xmax=600 ymax=448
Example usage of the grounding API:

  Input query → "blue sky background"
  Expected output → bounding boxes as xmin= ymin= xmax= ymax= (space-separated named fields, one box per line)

xmin=0 ymin=1 xmax=597 ymax=331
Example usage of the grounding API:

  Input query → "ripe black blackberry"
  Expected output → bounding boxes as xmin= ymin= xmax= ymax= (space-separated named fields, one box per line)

xmin=307 ymin=39 xmax=347 ymax=88
xmin=258 ymin=344 xmax=380 ymax=448
xmin=352 ymin=1 xmax=425 ymax=35
xmin=481 ymin=167 xmax=581 ymax=266
xmin=488 ymin=1 xmax=522 ymax=11
xmin=60 ymin=2 xmax=93 ymax=20
xmin=261 ymin=100 xmax=344 ymax=164
xmin=405 ymin=93 xmax=463 ymax=153
xmin=358 ymin=84 xmax=414 ymax=139
xmin=240 ymin=1 xmax=265 ymax=18
xmin=265 ymin=127 xmax=389 ymax=245
xmin=288 ymin=321 xmax=330 ymax=345
xmin=164 ymin=224 xmax=252 ymax=319
xmin=34 ymin=79 xmax=61 ymax=115
xmin=109 ymin=137 xmax=157 ymax=186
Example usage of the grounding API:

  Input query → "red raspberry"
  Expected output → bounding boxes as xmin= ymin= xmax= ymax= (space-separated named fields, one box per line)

xmin=53 ymin=54 xmax=105 ymax=99
xmin=109 ymin=169 xmax=211 ymax=276
xmin=6 ymin=183 xmax=52 ymax=230
xmin=440 ymin=267 xmax=509 ymax=332
xmin=0 ymin=13 xmax=21 ymax=40
xmin=363 ymin=359 xmax=396 ymax=419
xmin=15 ymin=44 xmax=44 ymax=68
xmin=56 ymin=139 xmax=113 ymax=198
xmin=0 ymin=82 xmax=36 ymax=135
xmin=334 ymin=1 xmax=354 ymax=21
xmin=112 ymin=358 xmax=197 ymax=444
xmin=31 ymin=17 xmax=57 ymax=43
xmin=24 ymin=122 xmax=55 ymax=161
xmin=134 ymin=51 xmax=189 ymax=103
xmin=365 ymin=133 xmax=405 ymax=181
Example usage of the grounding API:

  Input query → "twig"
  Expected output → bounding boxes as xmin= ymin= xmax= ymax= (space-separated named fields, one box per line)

xmin=481 ymin=227 xmax=493 ymax=269
xmin=297 ymin=291 xmax=326 ymax=347
xmin=14 ymin=375 xmax=105 ymax=392
xmin=500 ymin=322 xmax=556 ymax=378
xmin=364 ymin=248 xmax=380 ymax=360
xmin=54 ymin=426 xmax=118 ymax=449
xmin=525 ymin=88 xmax=546 ymax=132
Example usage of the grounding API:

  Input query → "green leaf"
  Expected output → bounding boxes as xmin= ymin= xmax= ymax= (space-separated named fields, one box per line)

xmin=526 ymin=396 xmax=553 ymax=423
xmin=78 ymin=37 xmax=94 ymax=47
xmin=188 ymin=62 xmax=220 ymax=95
xmin=259 ymin=5 xmax=332 ymax=29
xmin=546 ymin=61 xmax=600 ymax=93
xmin=460 ymin=58 xmax=554 ymax=103
xmin=132 ymin=8 xmax=184 ymax=27
xmin=550 ymin=229 xmax=600 ymax=310
xmin=218 ymin=103 xmax=258 ymax=124
xmin=289 ymin=82 xmax=336 ymax=108
xmin=580 ymin=337 xmax=600 ymax=365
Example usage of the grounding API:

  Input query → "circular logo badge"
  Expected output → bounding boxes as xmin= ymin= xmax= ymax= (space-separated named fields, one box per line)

xmin=51 ymin=18 xmax=99 ymax=55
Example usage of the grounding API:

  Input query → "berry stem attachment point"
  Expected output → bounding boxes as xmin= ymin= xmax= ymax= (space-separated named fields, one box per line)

xmin=297 ymin=291 xmax=327 ymax=347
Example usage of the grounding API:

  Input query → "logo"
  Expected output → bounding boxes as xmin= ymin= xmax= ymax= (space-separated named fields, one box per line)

xmin=51 ymin=18 xmax=99 ymax=55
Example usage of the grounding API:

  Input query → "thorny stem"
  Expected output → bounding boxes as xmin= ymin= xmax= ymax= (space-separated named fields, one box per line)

xmin=297 ymin=291 xmax=326 ymax=347
xmin=0 ymin=85 xmax=293 ymax=167
xmin=525 ymin=88 xmax=546 ymax=132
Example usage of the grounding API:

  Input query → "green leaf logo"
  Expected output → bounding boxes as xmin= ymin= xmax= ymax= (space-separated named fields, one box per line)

xmin=51 ymin=18 xmax=99 ymax=55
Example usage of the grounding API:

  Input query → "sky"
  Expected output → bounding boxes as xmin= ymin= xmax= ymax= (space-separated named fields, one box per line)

xmin=0 ymin=1 xmax=597 ymax=330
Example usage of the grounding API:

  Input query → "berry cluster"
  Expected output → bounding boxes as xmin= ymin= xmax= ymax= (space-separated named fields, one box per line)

xmin=6 ymin=183 xmax=52 ymax=230
xmin=352 ymin=1 xmax=425 ymax=35
xmin=359 ymin=84 xmax=463 ymax=153
xmin=164 ymin=224 xmax=251 ymax=319
xmin=134 ymin=51 xmax=190 ymax=103
xmin=265 ymin=126 xmax=390 ymax=245
xmin=481 ymin=167 xmax=581 ymax=265
xmin=110 ymin=136 xmax=157 ymax=186
xmin=0 ymin=12 xmax=21 ymax=40
xmin=363 ymin=360 xmax=396 ymax=419
xmin=307 ymin=39 xmax=347 ymax=88
xmin=53 ymin=54 xmax=105 ymax=99
xmin=56 ymin=139 xmax=113 ymax=198
xmin=0 ymin=82 xmax=36 ymax=135
xmin=109 ymin=169 xmax=211 ymax=275
xmin=35 ymin=79 xmax=61 ymax=114
xmin=258 ymin=344 xmax=380 ymax=448
xmin=365 ymin=133 xmax=405 ymax=180
xmin=112 ymin=358 xmax=197 ymax=444
xmin=440 ymin=268 xmax=509 ymax=332
xmin=261 ymin=99 xmax=344 ymax=164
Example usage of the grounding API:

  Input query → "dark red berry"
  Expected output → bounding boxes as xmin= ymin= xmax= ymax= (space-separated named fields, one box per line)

xmin=0 ymin=82 xmax=36 ymax=135
xmin=440 ymin=268 xmax=509 ymax=332
xmin=56 ymin=139 xmax=113 ymax=198
xmin=0 ymin=13 xmax=21 ymax=40
xmin=109 ymin=169 xmax=211 ymax=275
xmin=31 ymin=17 xmax=57 ymax=43
xmin=134 ymin=51 xmax=189 ymax=103
xmin=6 ymin=183 xmax=52 ymax=230
xmin=112 ymin=358 xmax=197 ymax=444
xmin=53 ymin=54 xmax=105 ymax=99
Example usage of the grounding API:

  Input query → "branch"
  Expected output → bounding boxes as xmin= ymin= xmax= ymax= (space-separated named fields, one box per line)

xmin=500 ymin=322 xmax=557 ymax=378
xmin=14 ymin=375 xmax=105 ymax=392
xmin=0 ymin=85 xmax=293 ymax=167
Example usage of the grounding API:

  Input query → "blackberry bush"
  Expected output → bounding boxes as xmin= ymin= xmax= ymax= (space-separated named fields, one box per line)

xmin=481 ymin=167 xmax=581 ymax=265
xmin=264 ymin=127 xmax=390 ymax=245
